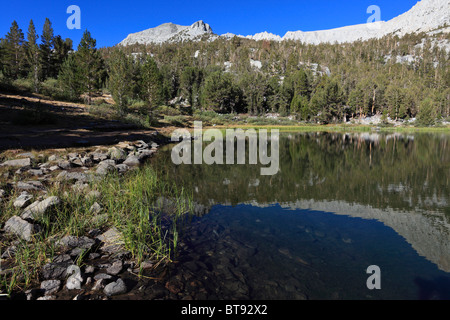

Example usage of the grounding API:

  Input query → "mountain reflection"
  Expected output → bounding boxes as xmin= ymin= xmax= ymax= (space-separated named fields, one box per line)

xmin=152 ymin=131 xmax=450 ymax=272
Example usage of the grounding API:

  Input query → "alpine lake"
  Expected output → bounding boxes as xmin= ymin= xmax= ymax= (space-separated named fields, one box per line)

xmin=146 ymin=130 xmax=450 ymax=300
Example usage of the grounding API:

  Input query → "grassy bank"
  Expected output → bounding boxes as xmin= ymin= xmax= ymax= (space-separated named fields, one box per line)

xmin=210 ymin=124 xmax=450 ymax=133
xmin=0 ymin=165 xmax=192 ymax=297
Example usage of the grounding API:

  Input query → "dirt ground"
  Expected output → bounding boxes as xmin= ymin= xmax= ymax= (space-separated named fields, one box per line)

xmin=0 ymin=93 xmax=168 ymax=152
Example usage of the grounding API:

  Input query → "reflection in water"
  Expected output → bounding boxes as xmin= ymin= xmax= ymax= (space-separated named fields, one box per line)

xmin=151 ymin=131 xmax=450 ymax=299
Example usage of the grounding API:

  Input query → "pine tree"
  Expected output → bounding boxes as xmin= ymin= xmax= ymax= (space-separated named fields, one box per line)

xmin=416 ymin=97 xmax=436 ymax=126
xmin=58 ymin=54 xmax=82 ymax=101
xmin=52 ymin=35 xmax=72 ymax=77
xmin=108 ymin=49 xmax=133 ymax=111
xmin=201 ymin=71 xmax=240 ymax=113
xmin=180 ymin=66 xmax=203 ymax=107
xmin=140 ymin=55 xmax=163 ymax=109
xmin=3 ymin=21 xmax=26 ymax=79
xmin=77 ymin=30 xmax=104 ymax=104
xmin=39 ymin=18 xmax=54 ymax=80
xmin=25 ymin=19 xmax=40 ymax=93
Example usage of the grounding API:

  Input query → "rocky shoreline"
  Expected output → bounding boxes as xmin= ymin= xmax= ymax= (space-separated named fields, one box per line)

xmin=0 ymin=132 xmax=179 ymax=300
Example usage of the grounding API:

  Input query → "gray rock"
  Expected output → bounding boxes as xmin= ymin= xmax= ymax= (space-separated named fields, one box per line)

xmin=123 ymin=155 xmax=140 ymax=166
xmin=49 ymin=165 xmax=59 ymax=171
xmin=57 ymin=160 xmax=72 ymax=170
xmin=0 ymin=189 xmax=5 ymax=198
xmin=37 ymin=295 xmax=56 ymax=300
xmin=81 ymin=156 xmax=93 ymax=167
xmin=1 ymin=245 xmax=17 ymax=259
xmin=84 ymin=265 xmax=95 ymax=274
xmin=115 ymin=164 xmax=129 ymax=173
xmin=88 ymin=253 xmax=101 ymax=260
xmin=86 ymin=190 xmax=101 ymax=199
xmin=4 ymin=216 xmax=39 ymax=241
xmin=90 ymin=152 xmax=108 ymax=162
xmin=134 ymin=140 xmax=149 ymax=149
xmin=70 ymin=157 xmax=83 ymax=167
xmin=53 ymin=254 xmax=73 ymax=264
xmin=97 ymin=227 xmax=124 ymax=248
xmin=104 ymin=278 xmax=127 ymax=296
xmin=106 ymin=260 xmax=123 ymax=276
xmin=13 ymin=191 xmax=33 ymax=208
xmin=94 ymin=273 xmax=114 ymax=280
xmin=21 ymin=196 xmax=60 ymax=220
xmin=16 ymin=181 xmax=43 ymax=191
xmin=56 ymin=171 xmax=89 ymax=182
xmin=56 ymin=235 xmax=96 ymax=250
xmin=137 ymin=149 xmax=155 ymax=161
xmin=0 ymin=158 xmax=32 ymax=167
xmin=40 ymin=280 xmax=61 ymax=295
xmin=92 ymin=279 xmax=105 ymax=291
xmin=42 ymin=262 xmax=70 ymax=280
xmin=98 ymin=159 xmax=116 ymax=166
xmin=96 ymin=163 xmax=116 ymax=175
xmin=89 ymin=202 xmax=102 ymax=214
xmin=28 ymin=169 xmax=44 ymax=176
xmin=108 ymin=147 xmax=127 ymax=162
xmin=48 ymin=155 xmax=58 ymax=162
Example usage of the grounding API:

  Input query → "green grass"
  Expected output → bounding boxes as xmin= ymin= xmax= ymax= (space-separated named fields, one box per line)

xmin=0 ymin=165 xmax=193 ymax=296
xmin=210 ymin=123 xmax=450 ymax=133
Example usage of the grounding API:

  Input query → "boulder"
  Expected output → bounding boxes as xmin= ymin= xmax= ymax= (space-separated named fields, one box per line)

xmin=56 ymin=235 xmax=96 ymax=251
xmin=16 ymin=181 xmax=44 ymax=191
xmin=0 ymin=158 xmax=32 ymax=167
xmin=21 ymin=196 xmax=60 ymax=220
xmin=123 ymin=155 xmax=140 ymax=166
xmin=90 ymin=151 xmax=108 ymax=162
xmin=57 ymin=160 xmax=72 ymax=170
xmin=115 ymin=164 xmax=129 ymax=174
xmin=56 ymin=171 xmax=89 ymax=182
xmin=13 ymin=191 xmax=33 ymax=208
xmin=97 ymin=227 xmax=125 ymax=253
xmin=4 ymin=216 xmax=39 ymax=241
xmin=96 ymin=163 xmax=116 ymax=175
xmin=108 ymin=147 xmax=127 ymax=162
xmin=28 ymin=169 xmax=44 ymax=176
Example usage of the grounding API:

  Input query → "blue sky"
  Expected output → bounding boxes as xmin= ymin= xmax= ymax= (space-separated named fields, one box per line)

xmin=1 ymin=0 xmax=419 ymax=48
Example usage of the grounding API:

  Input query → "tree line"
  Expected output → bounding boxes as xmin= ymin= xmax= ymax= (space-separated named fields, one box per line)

xmin=1 ymin=18 xmax=449 ymax=125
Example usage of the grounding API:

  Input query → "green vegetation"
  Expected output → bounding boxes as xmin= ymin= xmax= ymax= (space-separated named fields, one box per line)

xmin=0 ymin=18 xmax=448 ymax=127
xmin=0 ymin=165 xmax=192 ymax=296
